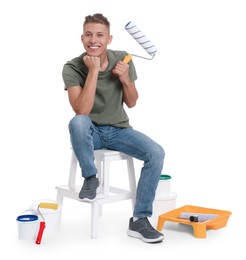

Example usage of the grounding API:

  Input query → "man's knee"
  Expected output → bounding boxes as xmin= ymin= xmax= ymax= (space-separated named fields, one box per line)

xmin=69 ymin=115 xmax=92 ymax=132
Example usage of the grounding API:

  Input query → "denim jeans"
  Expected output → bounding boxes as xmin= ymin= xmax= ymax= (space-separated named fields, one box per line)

xmin=68 ymin=115 xmax=165 ymax=218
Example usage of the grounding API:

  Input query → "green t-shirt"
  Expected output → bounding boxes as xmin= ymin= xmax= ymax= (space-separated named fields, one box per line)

xmin=62 ymin=50 xmax=137 ymax=128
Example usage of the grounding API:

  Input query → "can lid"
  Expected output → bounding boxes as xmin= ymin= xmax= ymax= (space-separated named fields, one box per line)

xmin=16 ymin=214 xmax=38 ymax=222
xmin=160 ymin=174 xmax=171 ymax=180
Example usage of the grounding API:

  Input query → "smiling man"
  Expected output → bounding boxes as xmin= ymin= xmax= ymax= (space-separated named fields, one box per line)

xmin=62 ymin=13 xmax=165 ymax=243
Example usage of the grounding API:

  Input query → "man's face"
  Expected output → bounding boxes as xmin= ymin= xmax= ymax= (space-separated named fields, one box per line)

xmin=81 ymin=23 xmax=112 ymax=57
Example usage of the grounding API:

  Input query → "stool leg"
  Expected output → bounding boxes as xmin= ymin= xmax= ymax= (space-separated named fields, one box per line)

xmin=56 ymin=190 xmax=64 ymax=206
xmin=96 ymin=160 xmax=102 ymax=191
xmin=56 ymin=191 xmax=64 ymax=232
xmin=127 ymin=157 xmax=136 ymax=209
xmin=95 ymin=159 xmax=102 ymax=216
xmin=103 ymin=157 xmax=110 ymax=196
xmin=68 ymin=150 xmax=78 ymax=190
xmin=91 ymin=201 xmax=100 ymax=239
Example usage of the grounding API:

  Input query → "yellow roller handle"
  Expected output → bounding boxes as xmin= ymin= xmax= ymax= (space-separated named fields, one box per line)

xmin=123 ymin=54 xmax=132 ymax=64
xmin=39 ymin=202 xmax=58 ymax=210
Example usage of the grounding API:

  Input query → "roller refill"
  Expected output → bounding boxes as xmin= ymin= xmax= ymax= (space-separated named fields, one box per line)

xmin=124 ymin=21 xmax=157 ymax=58
xmin=179 ymin=212 xmax=218 ymax=222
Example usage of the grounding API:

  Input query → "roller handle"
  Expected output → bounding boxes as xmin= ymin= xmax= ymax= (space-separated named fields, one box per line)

xmin=35 ymin=221 xmax=46 ymax=244
xmin=113 ymin=54 xmax=132 ymax=77
xmin=122 ymin=54 xmax=132 ymax=64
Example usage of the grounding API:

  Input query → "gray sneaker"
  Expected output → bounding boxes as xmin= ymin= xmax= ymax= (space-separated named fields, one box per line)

xmin=127 ymin=217 xmax=164 ymax=243
xmin=79 ymin=175 xmax=99 ymax=200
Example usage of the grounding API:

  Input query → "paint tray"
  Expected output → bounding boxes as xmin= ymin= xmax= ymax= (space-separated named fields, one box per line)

xmin=157 ymin=205 xmax=231 ymax=238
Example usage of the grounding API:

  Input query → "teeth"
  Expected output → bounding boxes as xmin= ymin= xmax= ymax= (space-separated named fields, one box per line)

xmin=90 ymin=46 xmax=99 ymax=49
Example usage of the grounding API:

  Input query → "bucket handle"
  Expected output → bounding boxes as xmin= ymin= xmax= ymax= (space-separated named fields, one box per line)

xmin=18 ymin=209 xmax=38 ymax=216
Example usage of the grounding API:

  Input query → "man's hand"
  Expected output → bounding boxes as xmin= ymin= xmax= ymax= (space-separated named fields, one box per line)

xmin=112 ymin=60 xmax=129 ymax=79
xmin=83 ymin=55 xmax=100 ymax=71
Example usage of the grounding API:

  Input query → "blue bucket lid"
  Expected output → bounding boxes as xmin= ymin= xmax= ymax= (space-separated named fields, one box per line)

xmin=16 ymin=214 xmax=38 ymax=222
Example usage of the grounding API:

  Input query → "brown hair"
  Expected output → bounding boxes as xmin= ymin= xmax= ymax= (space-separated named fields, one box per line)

xmin=84 ymin=13 xmax=110 ymax=31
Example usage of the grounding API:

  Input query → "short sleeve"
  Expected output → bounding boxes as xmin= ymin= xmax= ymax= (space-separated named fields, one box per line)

xmin=62 ymin=64 xmax=83 ymax=90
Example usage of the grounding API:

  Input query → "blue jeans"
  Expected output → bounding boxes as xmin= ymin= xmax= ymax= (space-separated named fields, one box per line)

xmin=68 ymin=115 xmax=165 ymax=218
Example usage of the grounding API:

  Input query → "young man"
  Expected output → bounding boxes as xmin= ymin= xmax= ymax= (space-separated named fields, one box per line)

xmin=62 ymin=13 xmax=165 ymax=243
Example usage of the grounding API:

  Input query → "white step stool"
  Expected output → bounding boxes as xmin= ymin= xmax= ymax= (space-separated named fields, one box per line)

xmin=55 ymin=149 xmax=137 ymax=239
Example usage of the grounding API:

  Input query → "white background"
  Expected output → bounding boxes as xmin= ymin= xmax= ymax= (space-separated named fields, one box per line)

xmin=0 ymin=0 xmax=245 ymax=258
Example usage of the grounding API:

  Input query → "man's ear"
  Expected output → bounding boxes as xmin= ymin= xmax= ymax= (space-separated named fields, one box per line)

xmin=108 ymin=35 xmax=113 ymax=45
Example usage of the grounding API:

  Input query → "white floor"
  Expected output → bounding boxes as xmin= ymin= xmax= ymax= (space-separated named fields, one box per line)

xmin=2 ymin=150 xmax=244 ymax=259
xmin=2 ymin=188 xmax=243 ymax=260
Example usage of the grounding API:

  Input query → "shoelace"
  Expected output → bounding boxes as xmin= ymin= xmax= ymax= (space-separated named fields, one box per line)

xmin=141 ymin=218 xmax=155 ymax=230
xmin=84 ymin=176 xmax=98 ymax=189
xmin=83 ymin=177 xmax=94 ymax=189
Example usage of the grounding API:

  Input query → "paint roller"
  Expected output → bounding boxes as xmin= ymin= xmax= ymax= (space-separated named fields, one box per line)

xmin=124 ymin=21 xmax=157 ymax=62
xmin=35 ymin=202 xmax=58 ymax=245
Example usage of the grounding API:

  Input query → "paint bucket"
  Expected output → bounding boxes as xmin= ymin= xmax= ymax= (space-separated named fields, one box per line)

xmin=151 ymin=192 xmax=177 ymax=227
xmin=155 ymin=174 xmax=172 ymax=199
xmin=16 ymin=214 xmax=39 ymax=240
xmin=30 ymin=200 xmax=62 ymax=237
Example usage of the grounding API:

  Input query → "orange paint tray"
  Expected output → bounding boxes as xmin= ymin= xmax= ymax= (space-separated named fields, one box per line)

xmin=157 ymin=205 xmax=231 ymax=238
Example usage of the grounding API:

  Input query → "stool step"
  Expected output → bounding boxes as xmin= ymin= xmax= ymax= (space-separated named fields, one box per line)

xmin=56 ymin=185 xmax=133 ymax=204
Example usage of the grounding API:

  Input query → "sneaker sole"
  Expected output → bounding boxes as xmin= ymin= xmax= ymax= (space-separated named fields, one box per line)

xmin=127 ymin=229 xmax=164 ymax=243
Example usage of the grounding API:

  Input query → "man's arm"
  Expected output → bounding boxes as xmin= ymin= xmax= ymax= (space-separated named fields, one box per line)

xmin=67 ymin=56 xmax=100 ymax=115
xmin=112 ymin=60 xmax=139 ymax=108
